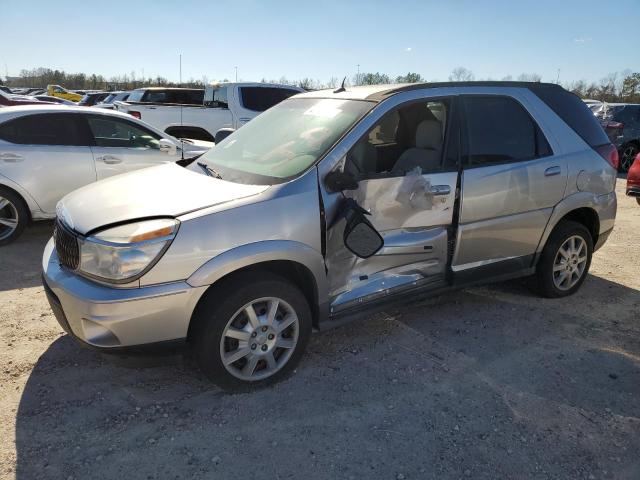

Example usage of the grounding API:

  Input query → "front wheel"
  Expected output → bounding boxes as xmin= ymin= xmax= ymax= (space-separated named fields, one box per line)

xmin=192 ymin=272 xmax=312 ymax=390
xmin=620 ymin=143 xmax=639 ymax=173
xmin=535 ymin=221 xmax=593 ymax=298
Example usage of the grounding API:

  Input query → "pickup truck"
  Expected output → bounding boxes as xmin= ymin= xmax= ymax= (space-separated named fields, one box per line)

xmin=115 ymin=83 xmax=303 ymax=142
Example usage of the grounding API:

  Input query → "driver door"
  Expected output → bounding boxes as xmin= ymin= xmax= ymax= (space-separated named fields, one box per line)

xmin=323 ymin=97 xmax=460 ymax=314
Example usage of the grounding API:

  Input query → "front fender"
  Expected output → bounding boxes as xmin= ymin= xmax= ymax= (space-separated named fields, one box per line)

xmin=186 ymin=239 xmax=328 ymax=305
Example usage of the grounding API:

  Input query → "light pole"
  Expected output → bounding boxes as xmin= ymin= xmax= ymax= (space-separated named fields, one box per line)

xmin=356 ymin=64 xmax=360 ymax=85
xmin=235 ymin=66 xmax=238 ymax=82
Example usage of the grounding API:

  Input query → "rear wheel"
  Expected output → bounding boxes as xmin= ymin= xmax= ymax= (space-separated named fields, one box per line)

xmin=620 ymin=143 xmax=639 ymax=173
xmin=191 ymin=271 xmax=312 ymax=390
xmin=535 ymin=221 xmax=593 ymax=298
xmin=0 ymin=187 xmax=28 ymax=246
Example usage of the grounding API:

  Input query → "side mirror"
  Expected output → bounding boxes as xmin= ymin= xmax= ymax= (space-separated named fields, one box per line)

xmin=343 ymin=204 xmax=383 ymax=258
xmin=158 ymin=138 xmax=177 ymax=155
xmin=214 ymin=128 xmax=235 ymax=144
xmin=324 ymin=169 xmax=358 ymax=193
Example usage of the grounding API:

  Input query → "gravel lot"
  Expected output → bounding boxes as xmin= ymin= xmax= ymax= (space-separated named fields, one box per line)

xmin=1 ymin=180 xmax=638 ymax=480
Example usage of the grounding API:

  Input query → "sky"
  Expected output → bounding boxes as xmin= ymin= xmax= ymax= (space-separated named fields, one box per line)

xmin=1 ymin=0 xmax=639 ymax=85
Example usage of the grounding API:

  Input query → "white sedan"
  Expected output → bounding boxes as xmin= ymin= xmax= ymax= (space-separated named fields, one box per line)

xmin=0 ymin=105 xmax=213 ymax=244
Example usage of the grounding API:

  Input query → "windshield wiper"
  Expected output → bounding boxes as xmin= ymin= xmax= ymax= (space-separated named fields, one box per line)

xmin=197 ymin=162 xmax=222 ymax=179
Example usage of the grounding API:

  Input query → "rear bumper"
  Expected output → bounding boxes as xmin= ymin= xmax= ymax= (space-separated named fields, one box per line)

xmin=42 ymin=238 xmax=207 ymax=351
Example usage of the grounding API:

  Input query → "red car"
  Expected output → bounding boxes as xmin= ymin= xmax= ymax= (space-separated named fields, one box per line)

xmin=627 ymin=153 xmax=640 ymax=205
xmin=0 ymin=89 xmax=54 ymax=106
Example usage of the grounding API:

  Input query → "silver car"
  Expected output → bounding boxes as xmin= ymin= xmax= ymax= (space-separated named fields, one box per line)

xmin=42 ymin=82 xmax=618 ymax=390
xmin=0 ymin=105 xmax=212 ymax=244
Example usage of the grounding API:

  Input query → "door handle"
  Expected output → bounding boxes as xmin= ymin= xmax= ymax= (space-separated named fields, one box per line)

xmin=97 ymin=155 xmax=122 ymax=164
xmin=544 ymin=166 xmax=561 ymax=177
xmin=0 ymin=153 xmax=24 ymax=162
xmin=429 ymin=185 xmax=451 ymax=196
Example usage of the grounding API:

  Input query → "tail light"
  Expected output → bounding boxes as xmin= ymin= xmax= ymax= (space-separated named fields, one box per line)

xmin=129 ymin=111 xmax=141 ymax=119
xmin=594 ymin=143 xmax=619 ymax=170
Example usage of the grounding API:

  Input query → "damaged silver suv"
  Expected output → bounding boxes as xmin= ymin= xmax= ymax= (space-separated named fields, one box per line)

xmin=43 ymin=82 xmax=618 ymax=389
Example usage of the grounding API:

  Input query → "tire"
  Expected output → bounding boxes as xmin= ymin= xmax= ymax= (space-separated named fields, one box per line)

xmin=619 ymin=143 xmax=639 ymax=173
xmin=191 ymin=271 xmax=312 ymax=391
xmin=535 ymin=220 xmax=593 ymax=298
xmin=0 ymin=186 xmax=29 ymax=246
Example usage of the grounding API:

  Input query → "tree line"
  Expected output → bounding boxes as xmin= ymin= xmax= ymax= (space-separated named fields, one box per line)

xmin=3 ymin=66 xmax=639 ymax=103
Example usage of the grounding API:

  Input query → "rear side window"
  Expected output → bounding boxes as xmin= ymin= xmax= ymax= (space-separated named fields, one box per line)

xmin=532 ymin=85 xmax=610 ymax=147
xmin=240 ymin=87 xmax=300 ymax=112
xmin=463 ymin=96 xmax=552 ymax=166
xmin=0 ymin=113 xmax=87 ymax=146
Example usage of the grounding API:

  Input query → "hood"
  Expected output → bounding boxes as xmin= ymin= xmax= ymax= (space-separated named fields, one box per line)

xmin=57 ymin=163 xmax=269 ymax=234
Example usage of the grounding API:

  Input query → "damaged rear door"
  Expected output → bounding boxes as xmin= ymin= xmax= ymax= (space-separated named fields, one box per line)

xmin=321 ymin=95 xmax=460 ymax=315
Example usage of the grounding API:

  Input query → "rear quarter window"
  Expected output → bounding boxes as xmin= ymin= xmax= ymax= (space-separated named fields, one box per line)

xmin=240 ymin=87 xmax=301 ymax=112
xmin=531 ymin=85 xmax=610 ymax=147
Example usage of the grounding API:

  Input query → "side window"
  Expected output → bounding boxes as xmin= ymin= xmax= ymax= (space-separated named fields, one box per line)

xmin=463 ymin=96 xmax=552 ymax=167
xmin=345 ymin=99 xmax=451 ymax=179
xmin=240 ymin=87 xmax=300 ymax=112
xmin=86 ymin=116 xmax=161 ymax=149
xmin=0 ymin=114 xmax=87 ymax=146
xmin=145 ymin=91 xmax=167 ymax=103
xmin=170 ymin=90 xmax=204 ymax=105
xmin=367 ymin=111 xmax=399 ymax=145
xmin=204 ymin=87 xmax=228 ymax=108
xmin=127 ymin=90 xmax=145 ymax=103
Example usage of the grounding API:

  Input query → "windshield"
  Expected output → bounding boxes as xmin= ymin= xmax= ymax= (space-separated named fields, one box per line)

xmin=197 ymin=97 xmax=372 ymax=184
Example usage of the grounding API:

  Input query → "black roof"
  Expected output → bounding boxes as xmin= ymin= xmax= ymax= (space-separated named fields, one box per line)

xmin=366 ymin=81 xmax=565 ymax=101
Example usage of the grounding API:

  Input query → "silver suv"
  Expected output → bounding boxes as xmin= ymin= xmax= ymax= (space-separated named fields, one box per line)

xmin=42 ymin=82 xmax=618 ymax=390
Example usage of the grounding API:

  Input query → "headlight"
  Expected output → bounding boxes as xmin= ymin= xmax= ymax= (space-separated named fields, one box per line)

xmin=78 ymin=218 xmax=179 ymax=283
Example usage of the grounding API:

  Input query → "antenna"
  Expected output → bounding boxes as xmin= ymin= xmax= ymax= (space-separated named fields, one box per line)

xmin=179 ymin=54 xmax=184 ymax=161
xmin=333 ymin=76 xmax=347 ymax=94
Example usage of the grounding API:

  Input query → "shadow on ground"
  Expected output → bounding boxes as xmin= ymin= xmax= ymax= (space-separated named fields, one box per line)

xmin=0 ymin=221 xmax=53 ymax=292
xmin=14 ymin=272 xmax=640 ymax=479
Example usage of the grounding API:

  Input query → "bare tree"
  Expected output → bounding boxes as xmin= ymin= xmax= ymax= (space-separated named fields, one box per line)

xmin=448 ymin=67 xmax=474 ymax=82
xmin=517 ymin=73 xmax=542 ymax=82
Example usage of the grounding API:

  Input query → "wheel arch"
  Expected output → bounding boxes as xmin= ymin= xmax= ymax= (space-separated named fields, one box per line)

xmin=186 ymin=241 xmax=329 ymax=337
xmin=0 ymin=179 xmax=35 ymax=221
xmin=537 ymin=196 xmax=603 ymax=262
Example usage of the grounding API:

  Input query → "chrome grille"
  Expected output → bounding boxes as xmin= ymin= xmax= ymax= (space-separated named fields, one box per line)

xmin=54 ymin=219 xmax=79 ymax=270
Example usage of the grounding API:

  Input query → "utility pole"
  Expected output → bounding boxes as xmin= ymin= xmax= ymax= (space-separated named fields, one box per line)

xmin=556 ymin=68 xmax=561 ymax=84
xmin=356 ymin=64 xmax=360 ymax=86
xmin=235 ymin=66 xmax=238 ymax=82
xmin=179 ymin=54 xmax=182 ymax=86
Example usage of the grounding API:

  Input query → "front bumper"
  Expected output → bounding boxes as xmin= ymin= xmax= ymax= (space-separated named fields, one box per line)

xmin=42 ymin=238 xmax=207 ymax=350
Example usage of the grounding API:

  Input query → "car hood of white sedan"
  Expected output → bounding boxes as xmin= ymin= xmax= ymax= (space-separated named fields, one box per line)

xmin=57 ymin=163 xmax=269 ymax=235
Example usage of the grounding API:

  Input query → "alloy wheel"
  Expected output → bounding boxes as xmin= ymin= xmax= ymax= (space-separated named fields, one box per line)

xmin=0 ymin=196 xmax=19 ymax=241
xmin=219 ymin=297 xmax=299 ymax=381
xmin=552 ymin=235 xmax=588 ymax=291
xmin=620 ymin=145 xmax=638 ymax=172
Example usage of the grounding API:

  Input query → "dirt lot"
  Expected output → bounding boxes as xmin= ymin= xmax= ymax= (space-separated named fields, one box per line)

xmin=1 ymin=180 xmax=638 ymax=480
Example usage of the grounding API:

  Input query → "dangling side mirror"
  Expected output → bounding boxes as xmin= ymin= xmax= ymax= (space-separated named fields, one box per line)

xmin=324 ymin=169 xmax=358 ymax=193
xmin=343 ymin=203 xmax=384 ymax=258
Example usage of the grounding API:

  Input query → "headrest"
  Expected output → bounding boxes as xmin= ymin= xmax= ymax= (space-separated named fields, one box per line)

xmin=415 ymin=120 xmax=442 ymax=150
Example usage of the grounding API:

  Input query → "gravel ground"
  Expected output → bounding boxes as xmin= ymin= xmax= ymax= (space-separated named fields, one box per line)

xmin=1 ymin=180 xmax=638 ymax=480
